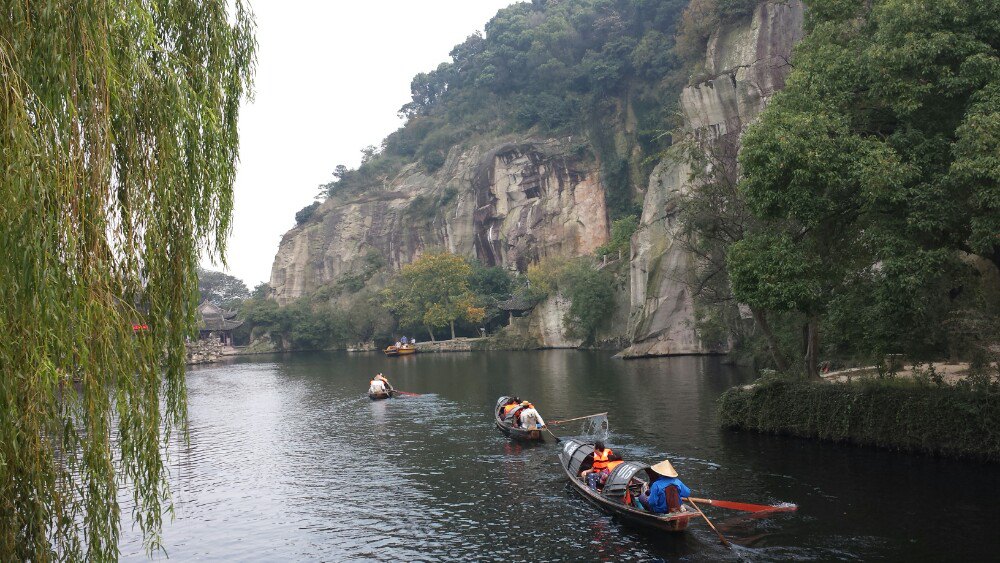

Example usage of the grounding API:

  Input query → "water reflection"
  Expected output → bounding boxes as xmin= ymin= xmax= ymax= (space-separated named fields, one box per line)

xmin=117 ymin=351 xmax=1000 ymax=561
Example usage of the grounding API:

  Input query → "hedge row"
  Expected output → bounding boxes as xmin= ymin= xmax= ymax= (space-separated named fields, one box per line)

xmin=718 ymin=379 xmax=1000 ymax=462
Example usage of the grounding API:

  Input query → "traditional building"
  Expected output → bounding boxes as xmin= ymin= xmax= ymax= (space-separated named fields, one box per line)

xmin=196 ymin=301 xmax=243 ymax=346
xmin=497 ymin=294 xmax=536 ymax=325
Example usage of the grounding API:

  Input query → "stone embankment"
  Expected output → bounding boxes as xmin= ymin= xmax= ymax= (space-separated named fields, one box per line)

xmin=416 ymin=338 xmax=489 ymax=353
xmin=185 ymin=339 xmax=243 ymax=365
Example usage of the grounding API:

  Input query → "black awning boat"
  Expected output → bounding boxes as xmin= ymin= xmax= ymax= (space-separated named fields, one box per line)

xmin=558 ymin=439 xmax=694 ymax=533
xmin=494 ymin=396 xmax=549 ymax=442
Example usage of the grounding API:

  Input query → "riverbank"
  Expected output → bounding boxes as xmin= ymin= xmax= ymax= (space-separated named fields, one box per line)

xmin=719 ymin=373 xmax=1000 ymax=462
xmin=415 ymin=338 xmax=490 ymax=353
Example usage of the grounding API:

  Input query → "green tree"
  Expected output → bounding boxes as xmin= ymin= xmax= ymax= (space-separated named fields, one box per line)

xmin=525 ymin=256 xmax=614 ymax=341
xmin=385 ymin=253 xmax=485 ymax=340
xmin=732 ymin=0 xmax=1000 ymax=377
xmin=198 ymin=268 xmax=251 ymax=308
xmin=0 ymin=1 xmax=255 ymax=559
xmin=295 ymin=201 xmax=321 ymax=225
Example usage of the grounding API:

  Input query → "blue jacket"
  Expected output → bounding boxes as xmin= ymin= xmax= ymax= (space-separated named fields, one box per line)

xmin=647 ymin=477 xmax=691 ymax=514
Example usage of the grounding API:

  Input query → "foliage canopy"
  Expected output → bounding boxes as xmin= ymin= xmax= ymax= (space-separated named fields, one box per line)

xmin=384 ymin=253 xmax=486 ymax=340
xmin=0 ymin=1 xmax=255 ymax=559
xmin=729 ymin=0 xmax=1000 ymax=376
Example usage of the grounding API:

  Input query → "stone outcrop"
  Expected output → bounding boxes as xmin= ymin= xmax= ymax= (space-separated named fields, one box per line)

xmin=269 ymin=138 xmax=608 ymax=304
xmin=620 ymin=1 xmax=804 ymax=358
xmin=504 ymin=293 xmax=583 ymax=348
xmin=268 ymin=2 xmax=805 ymax=357
xmin=185 ymin=339 xmax=239 ymax=365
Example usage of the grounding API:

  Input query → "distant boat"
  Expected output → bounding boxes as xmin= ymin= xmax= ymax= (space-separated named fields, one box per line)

xmin=494 ymin=396 xmax=549 ymax=442
xmin=384 ymin=344 xmax=417 ymax=357
xmin=558 ymin=439 xmax=694 ymax=533
xmin=368 ymin=390 xmax=393 ymax=401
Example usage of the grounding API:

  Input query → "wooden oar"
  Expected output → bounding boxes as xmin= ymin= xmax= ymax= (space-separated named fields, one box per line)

xmin=686 ymin=497 xmax=796 ymax=513
xmin=687 ymin=498 xmax=731 ymax=548
xmin=543 ymin=427 xmax=562 ymax=443
xmin=549 ymin=412 xmax=608 ymax=425
xmin=392 ymin=390 xmax=421 ymax=397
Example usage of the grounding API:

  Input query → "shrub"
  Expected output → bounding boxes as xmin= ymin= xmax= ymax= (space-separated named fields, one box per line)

xmin=597 ymin=215 xmax=640 ymax=257
xmin=719 ymin=378 xmax=1000 ymax=461
xmin=295 ymin=201 xmax=321 ymax=225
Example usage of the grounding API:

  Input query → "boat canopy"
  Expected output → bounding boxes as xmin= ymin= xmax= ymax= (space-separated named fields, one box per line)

xmin=561 ymin=439 xmax=595 ymax=475
xmin=602 ymin=461 xmax=650 ymax=498
xmin=496 ymin=396 xmax=512 ymax=411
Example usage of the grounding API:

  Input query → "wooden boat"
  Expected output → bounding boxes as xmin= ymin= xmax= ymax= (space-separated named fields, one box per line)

xmin=368 ymin=390 xmax=393 ymax=401
xmin=384 ymin=344 xmax=417 ymax=357
xmin=494 ymin=396 xmax=548 ymax=442
xmin=558 ymin=439 xmax=694 ymax=533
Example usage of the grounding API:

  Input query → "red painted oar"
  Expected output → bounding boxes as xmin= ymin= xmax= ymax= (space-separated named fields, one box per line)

xmin=392 ymin=390 xmax=421 ymax=397
xmin=686 ymin=497 xmax=797 ymax=513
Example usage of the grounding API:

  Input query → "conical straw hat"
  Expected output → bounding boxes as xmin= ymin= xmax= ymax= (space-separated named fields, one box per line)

xmin=650 ymin=459 xmax=678 ymax=478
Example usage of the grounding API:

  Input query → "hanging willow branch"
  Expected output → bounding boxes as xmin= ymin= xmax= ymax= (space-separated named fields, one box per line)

xmin=0 ymin=1 xmax=255 ymax=560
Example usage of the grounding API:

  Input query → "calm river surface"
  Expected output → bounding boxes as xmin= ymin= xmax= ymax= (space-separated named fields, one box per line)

xmin=119 ymin=351 xmax=1000 ymax=561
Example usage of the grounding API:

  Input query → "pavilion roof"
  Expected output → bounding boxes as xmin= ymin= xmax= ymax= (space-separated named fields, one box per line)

xmin=497 ymin=293 xmax=537 ymax=312
xmin=197 ymin=301 xmax=244 ymax=331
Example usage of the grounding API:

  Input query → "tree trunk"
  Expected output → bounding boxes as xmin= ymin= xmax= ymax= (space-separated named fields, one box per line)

xmin=426 ymin=325 xmax=435 ymax=342
xmin=804 ymin=316 xmax=821 ymax=380
xmin=450 ymin=320 xmax=456 ymax=340
xmin=751 ymin=307 xmax=789 ymax=373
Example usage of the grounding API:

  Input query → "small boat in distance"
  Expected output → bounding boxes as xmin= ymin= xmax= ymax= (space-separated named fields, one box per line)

xmin=494 ymin=396 xmax=548 ymax=442
xmin=558 ymin=439 xmax=694 ymax=533
xmin=369 ymin=390 xmax=393 ymax=401
xmin=384 ymin=343 xmax=417 ymax=357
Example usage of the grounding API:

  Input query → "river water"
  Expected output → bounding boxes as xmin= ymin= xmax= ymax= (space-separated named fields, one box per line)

xmin=119 ymin=351 xmax=1000 ymax=561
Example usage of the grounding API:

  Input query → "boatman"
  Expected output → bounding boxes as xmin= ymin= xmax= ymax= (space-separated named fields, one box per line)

xmin=518 ymin=401 xmax=545 ymax=429
xmin=369 ymin=376 xmax=387 ymax=395
xmin=373 ymin=373 xmax=394 ymax=394
xmin=378 ymin=373 xmax=394 ymax=392
xmin=640 ymin=459 xmax=691 ymax=514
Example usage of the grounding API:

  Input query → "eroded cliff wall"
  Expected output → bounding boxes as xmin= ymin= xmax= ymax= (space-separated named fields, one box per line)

xmin=269 ymin=139 xmax=608 ymax=305
xmin=268 ymin=1 xmax=804 ymax=355
xmin=620 ymin=1 xmax=803 ymax=358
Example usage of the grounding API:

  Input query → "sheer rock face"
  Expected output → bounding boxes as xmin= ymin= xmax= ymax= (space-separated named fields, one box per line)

xmin=620 ymin=0 xmax=803 ymax=358
xmin=269 ymin=139 xmax=607 ymax=306
xmin=473 ymin=142 xmax=607 ymax=271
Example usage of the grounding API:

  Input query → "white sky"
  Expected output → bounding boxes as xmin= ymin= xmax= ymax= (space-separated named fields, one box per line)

xmin=206 ymin=0 xmax=520 ymax=287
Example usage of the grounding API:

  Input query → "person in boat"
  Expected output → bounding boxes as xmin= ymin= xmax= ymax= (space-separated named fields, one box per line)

xmin=401 ymin=336 xmax=408 ymax=344
xmin=518 ymin=401 xmax=545 ymax=429
xmin=639 ymin=459 xmax=691 ymax=514
xmin=580 ymin=441 xmax=623 ymax=489
xmin=501 ymin=397 xmax=522 ymax=419
xmin=374 ymin=373 xmax=394 ymax=393
xmin=369 ymin=376 xmax=387 ymax=395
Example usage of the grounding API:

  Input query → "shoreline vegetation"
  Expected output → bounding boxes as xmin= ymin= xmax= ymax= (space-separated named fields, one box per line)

xmin=719 ymin=360 xmax=1000 ymax=462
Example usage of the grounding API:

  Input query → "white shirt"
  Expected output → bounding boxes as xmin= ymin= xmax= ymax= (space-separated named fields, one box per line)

xmin=520 ymin=407 xmax=544 ymax=428
xmin=369 ymin=380 xmax=386 ymax=394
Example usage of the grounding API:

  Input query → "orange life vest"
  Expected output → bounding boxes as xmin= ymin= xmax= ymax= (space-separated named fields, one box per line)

xmin=592 ymin=448 xmax=613 ymax=471
xmin=503 ymin=403 xmax=519 ymax=415
xmin=606 ymin=459 xmax=624 ymax=473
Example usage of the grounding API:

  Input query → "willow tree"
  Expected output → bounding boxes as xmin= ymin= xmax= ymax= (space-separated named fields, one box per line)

xmin=0 ymin=1 xmax=255 ymax=560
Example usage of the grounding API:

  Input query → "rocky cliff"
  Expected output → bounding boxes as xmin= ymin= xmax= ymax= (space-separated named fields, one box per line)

xmin=270 ymin=139 xmax=608 ymax=305
xmin=620 ymin=0 xmax=804 ymax=358
xmin=269 ymin=1 xmax=804 ymax=355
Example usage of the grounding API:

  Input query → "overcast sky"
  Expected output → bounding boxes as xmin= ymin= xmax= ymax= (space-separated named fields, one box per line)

xmin=206 ymin=0 xmax=520 ymax=287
